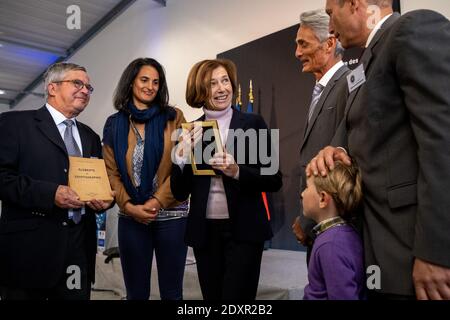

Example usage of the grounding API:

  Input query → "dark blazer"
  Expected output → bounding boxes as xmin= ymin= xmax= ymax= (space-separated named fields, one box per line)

xmin=171 ymin=109 xmax=282 ymax=248
xmin=298 ymin=64 xmax=350 ymax=238
xmin=334 ymin=11 xmax=450 ymax=295
xmin=0 ymin=106 xmax=102 ymax=288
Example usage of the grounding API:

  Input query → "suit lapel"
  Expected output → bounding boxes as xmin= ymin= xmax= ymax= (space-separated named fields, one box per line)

xmin=222 ymin=108 xmax=243 ymax=210
xmin=228 ymin=108 xmax=241 ymax=130
xmin=362 ymin=13 xmax=399 ymax=71
xmin=343 ymin=46 xmax=373 ymax=117
xmin=226 ymin=108 xmax=244 ymax=145
xmin=301 ymin=65 xmax=348 ymax=151
xmin=35 ymin=106 xmax=67 ymax=156
xmin=344 ymin=13 xmax=400 ymax=119
xmin=35 ymin=106 xmax=93 ymax=158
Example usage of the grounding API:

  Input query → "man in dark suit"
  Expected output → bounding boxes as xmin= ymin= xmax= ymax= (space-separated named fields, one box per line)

xmin=308 ymin=0 xmax=450 ymax=299
xmin=0 ymin=62 xmax=113 ymax=300
xmin=291 ymin=9 xmax=349 ymax=262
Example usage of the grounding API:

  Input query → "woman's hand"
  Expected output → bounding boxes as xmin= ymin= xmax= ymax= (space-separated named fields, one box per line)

xmin=209 ymin=151 xmax=239 ymax=178
xmin=143 ymin=198 xmax=161 ymax=213
xmin=124 ymin=202 xmax=158 ymax=225
xmin=176 ymin=123 xmax=203 ymax=158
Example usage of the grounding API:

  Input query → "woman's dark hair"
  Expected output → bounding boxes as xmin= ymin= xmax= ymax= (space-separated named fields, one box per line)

xmin=113 ymin=58 xmax=170 ymax=112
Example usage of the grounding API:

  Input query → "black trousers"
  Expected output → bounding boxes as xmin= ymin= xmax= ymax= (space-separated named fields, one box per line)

xmin=193 ymin=219 xmax=265 ymax=300
xmin=0 ymin=218 xmax=91 ymax=300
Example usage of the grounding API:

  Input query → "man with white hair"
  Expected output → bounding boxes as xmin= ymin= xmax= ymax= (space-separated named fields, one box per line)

xmin=292 ymin=9 xmax=350 ymax=264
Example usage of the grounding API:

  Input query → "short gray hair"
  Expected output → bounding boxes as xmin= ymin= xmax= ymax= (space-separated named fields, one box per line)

xmin=44 ymin=62 xmax=87 ymax=99
xmin=299 ymin=9 xmax=330 ymax=43
xmin=300 ymin=9 xmax=344 ymax=58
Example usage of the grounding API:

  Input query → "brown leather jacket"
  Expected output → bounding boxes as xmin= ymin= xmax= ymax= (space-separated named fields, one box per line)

xmin=103 ymin=108 xmax=185 ymax=211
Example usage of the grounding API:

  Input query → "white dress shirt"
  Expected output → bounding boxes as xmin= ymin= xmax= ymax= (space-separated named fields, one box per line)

xmin=318 ymin=60 xmax=345 ymax=88
xmin=46 ymin=103 xmax=85 ymax=219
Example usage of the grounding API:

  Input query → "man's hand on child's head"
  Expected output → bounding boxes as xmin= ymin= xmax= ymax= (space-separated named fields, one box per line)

xmin=306 ymin=146 xmax=351 ymax=177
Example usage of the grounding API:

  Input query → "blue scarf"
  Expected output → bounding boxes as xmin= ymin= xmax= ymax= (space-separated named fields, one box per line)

xmin=103 ymin=102 xmax=175 ymax=205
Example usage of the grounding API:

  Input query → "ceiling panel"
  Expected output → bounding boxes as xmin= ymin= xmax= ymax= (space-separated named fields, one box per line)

xmin=0 ymin=0 xmax=146 ymax=108
xmin=0 ymin=0 xmax=122 ymax=49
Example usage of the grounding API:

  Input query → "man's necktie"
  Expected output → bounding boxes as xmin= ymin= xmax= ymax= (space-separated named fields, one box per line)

xmin=63 ymin=120 xmax=82 ymax=224
xmin=308 ymin=83 xmax=324 ymax=122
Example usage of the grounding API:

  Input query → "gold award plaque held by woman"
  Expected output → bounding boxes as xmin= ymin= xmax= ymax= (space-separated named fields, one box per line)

xmin=68 ymin=157 xmax=113 ymax=201
xmin=182 ymin=120 xmax=223 ymax=176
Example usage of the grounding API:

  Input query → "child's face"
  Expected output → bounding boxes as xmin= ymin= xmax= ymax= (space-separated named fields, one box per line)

xmin=301 ymin=177 xmax=321 ymax=220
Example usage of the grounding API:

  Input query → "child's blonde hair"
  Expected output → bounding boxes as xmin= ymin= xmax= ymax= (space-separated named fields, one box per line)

xmin=313 ymin=160 xmax=363 ymax=219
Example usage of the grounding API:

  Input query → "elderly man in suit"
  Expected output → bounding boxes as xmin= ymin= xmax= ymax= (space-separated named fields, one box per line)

xmin=308 ymin=0 xmax=450 ymax=299
xmin=291 ymin=9 xmax=349 ymax=263
xmin=0 ymin=62 xmax=113 ymax=300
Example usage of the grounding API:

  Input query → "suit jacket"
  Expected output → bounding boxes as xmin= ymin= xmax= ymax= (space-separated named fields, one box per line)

xmin=334 ymin=11 xmax=450 ymax=295
xmin=170 ymin=109 xmax=282 ymax=248
xmin=0 ymin=106 xmax=102 ymax=288
xmin=299 ymin=64 xmax=350 ymax=239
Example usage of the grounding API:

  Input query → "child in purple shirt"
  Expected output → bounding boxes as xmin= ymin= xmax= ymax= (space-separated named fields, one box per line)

xmin=302 ymin=161 xmax=365 ymax=300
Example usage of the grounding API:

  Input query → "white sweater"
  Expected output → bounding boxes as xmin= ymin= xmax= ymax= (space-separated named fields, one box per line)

xmin=203 ymin=105 xmax=233 ymax=219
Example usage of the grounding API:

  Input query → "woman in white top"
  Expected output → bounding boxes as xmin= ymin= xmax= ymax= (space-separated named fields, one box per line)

xmin=171 ymin=59 xmax=282 ymax=300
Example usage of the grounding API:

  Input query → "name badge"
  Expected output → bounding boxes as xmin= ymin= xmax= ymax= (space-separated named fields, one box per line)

xmin=347 ymin=64 xmax=366 ymax=93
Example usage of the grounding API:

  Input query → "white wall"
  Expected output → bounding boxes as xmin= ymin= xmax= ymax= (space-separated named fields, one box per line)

xmin=401 ymin=0 xmax=450 ymax=18
xmin=11 ymin=0 xmax=450 ymax=136
xmin=0 ymin=103 xmax=10 ymax=113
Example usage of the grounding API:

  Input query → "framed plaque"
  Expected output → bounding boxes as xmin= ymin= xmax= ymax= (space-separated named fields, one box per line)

xmin=68 ymin=157 xmax=113 ymax=201
xmin=182 ymin=120 xmax=224 ymax=176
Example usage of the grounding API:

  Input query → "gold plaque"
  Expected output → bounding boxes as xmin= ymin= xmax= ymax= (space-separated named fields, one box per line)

xmin=68 ymin=157 xmax=113 ymax=201
xmin=181 ymin=120 xmax=224 ymax=176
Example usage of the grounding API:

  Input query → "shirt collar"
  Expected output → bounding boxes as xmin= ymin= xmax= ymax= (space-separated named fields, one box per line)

xmin=312 ymin=216 xmax=347 ymax=236
xmin=318 ymin=60 xmax=345 ymax=88
xmin=365 ymin=13 xmax=393 ymax=48
xmin=46 ymin=103 xmax=77 ymax=126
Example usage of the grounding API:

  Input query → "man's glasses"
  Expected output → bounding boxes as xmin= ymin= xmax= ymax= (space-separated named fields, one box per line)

xmin=53 ymin=79 xmax=94 ymax=94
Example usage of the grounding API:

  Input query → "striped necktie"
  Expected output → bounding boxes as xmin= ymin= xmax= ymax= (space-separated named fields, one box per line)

xmin=63 ymin=120 xmax=82 ymax=224
xmin=308 ymin=83 xmax=324 ymax=122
